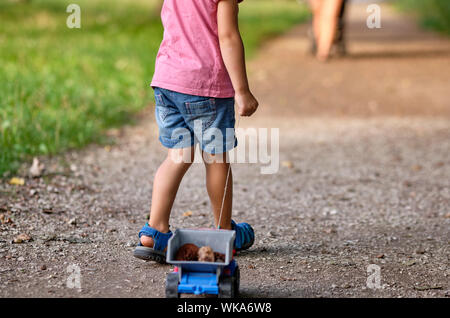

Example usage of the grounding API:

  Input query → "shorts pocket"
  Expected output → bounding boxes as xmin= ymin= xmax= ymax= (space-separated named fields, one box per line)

xmin=185 ymin=99 xmax=216 ymax=115
xmin=225 ymin=98 xmax=235 ymax=116
xmin=184 ymin=99 xmax=217 ymax=130
xmin=155 ymin=93 xmax=165 ymax=107
xmin=154 ymin=92 xmax=172 ymax=123
xmin=156 ymin=106 xmax=171 ymax=123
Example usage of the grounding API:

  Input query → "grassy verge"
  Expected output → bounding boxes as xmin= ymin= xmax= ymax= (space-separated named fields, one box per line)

xmin=0 ymin=0 xmax=308 ymax=176
xmin=396 ymin=0 xmax=450 ymax=35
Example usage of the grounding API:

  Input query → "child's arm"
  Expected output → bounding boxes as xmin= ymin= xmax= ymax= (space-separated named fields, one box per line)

xmin=217 ymin=0 xmax=258 ymax=117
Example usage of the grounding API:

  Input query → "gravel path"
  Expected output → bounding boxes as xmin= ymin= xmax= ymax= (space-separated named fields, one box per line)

xmin=1 ymin=3 xmax=449 ymax=298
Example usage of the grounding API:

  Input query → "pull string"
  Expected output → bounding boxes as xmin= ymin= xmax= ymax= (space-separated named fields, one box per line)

xmin=217 ymin=113 xmax=241 ymax=229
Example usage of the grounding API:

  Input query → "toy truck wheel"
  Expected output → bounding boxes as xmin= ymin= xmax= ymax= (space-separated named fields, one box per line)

xmin=233 ymin=266 xmax=240 ymax=296
xmin=218 ymin=276 xmax=235 ymax=298
xmin=165 ymin=272 xmax=180 ymax=298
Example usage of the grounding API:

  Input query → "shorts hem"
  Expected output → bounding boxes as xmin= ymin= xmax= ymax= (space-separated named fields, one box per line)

xmin=200 ymin=139 xmax=238 ymax=155
xmin=159 ymin=136 xmax=195 ymax=149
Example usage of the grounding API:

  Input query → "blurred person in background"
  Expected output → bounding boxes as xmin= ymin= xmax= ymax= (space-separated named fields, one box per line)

xmin=309 ymin=0 xmax=347 ymax=61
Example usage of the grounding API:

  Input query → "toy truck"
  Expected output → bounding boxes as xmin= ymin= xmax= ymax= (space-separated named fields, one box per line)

xmin=165 ymin=228 xmax=239 ymax=298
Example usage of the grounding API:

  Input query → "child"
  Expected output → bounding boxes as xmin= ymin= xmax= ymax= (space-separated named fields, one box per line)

xmin=134 ymin=0 xmax=259 ymax=263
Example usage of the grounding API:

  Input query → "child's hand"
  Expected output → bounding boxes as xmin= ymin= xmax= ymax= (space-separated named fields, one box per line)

xmin=235 ymin=90 xmax=259 ymax=117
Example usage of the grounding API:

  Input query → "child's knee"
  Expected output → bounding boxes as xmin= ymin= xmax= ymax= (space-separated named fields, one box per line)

xmin=166 ymin=156 xmax=193 ymax=172
xmin=202 ymin=152 xmax=228 ymax=165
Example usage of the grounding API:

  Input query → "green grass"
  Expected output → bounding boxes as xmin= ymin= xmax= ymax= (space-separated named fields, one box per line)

xmin=239 ymin=1 xmax=310 ymax=57
xmin=0 ymin=0 xmax=308 ymax=176
xmin=396 ymin=0 xmax=450 ymax=35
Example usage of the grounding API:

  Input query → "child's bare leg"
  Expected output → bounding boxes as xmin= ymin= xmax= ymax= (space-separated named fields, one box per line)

xmin=203 ymin=152 xmax=233 ymax=230
xmin=316 ymin=0 xmax=344 ymax=61
xmin=141 ymin=147 xmax=194 ymax=247
xmin=309 ymin=0 xmax=323 ymax=44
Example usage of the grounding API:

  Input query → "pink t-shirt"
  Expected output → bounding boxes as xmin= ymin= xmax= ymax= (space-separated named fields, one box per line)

xmin=151 ymin=0 xmax=242 ymax=98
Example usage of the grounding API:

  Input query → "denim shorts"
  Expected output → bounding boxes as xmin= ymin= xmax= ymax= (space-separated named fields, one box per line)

xmin=153 ymin=87 xmax=237 ymax=154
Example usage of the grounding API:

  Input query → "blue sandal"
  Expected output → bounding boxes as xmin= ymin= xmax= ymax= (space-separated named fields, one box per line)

xmin=232 ymin=220 xmax=255 ymax=251
xmin=133 ymin=223 xmax=173 ymax=264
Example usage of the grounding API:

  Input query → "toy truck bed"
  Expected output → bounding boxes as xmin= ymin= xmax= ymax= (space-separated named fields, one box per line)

xmin=165 ymin=228 xmax=239 ymax=297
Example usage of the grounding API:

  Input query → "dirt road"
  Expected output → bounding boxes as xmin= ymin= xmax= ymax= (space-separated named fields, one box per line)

xmin=1 ymin=3 xmax=449 ymax=297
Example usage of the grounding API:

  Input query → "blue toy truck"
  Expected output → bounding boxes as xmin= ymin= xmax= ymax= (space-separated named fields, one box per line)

xmin=165 ymin=228 xmax=239 ymax=298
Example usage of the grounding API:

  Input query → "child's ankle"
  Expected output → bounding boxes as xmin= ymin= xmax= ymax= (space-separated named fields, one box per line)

xmin=148 ymin=221 xmax=170 ymax=234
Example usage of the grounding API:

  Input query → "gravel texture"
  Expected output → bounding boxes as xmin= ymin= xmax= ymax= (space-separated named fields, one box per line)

xmin=0 ymin=3 xmax=449 ymax=298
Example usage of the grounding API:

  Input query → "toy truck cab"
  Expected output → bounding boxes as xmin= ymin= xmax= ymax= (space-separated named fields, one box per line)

xmin=165 ymin=228 xmax=239 ymax=298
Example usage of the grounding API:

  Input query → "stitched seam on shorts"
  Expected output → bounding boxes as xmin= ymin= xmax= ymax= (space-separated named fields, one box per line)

xmin=185 ymin=98 xmax=215 ymax=115
xmin=157 ymin=106 xmax=171 ymax=122
xmin=155 ymin=94 xmax=165 ymax=107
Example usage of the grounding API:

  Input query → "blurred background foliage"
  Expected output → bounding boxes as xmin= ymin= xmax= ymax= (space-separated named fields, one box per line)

xmin=396 ymin=0 xmax=450 ymax=34
xmin=2 ymin=0 xmax=447 ymax=176
xmin=0 ymin=0 xmax=309 ymax=175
